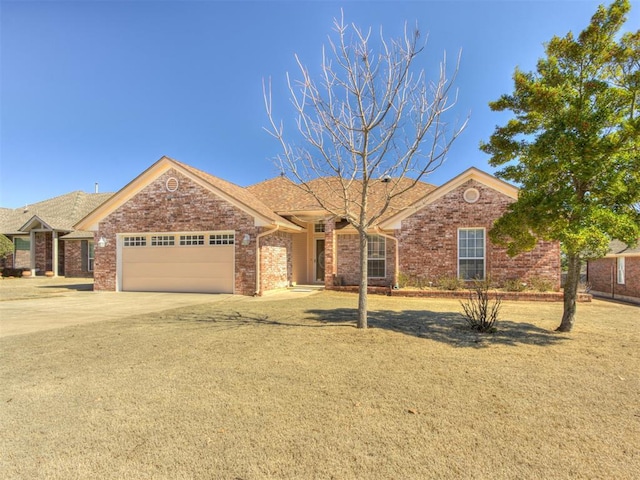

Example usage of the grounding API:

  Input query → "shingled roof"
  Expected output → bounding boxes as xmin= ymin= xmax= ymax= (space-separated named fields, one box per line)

xmin=248 ymin=175 xmax=436 ymax=225
xmin=0 ymin=191 xmax=114 ymax=234
xmin=607 ymin=239 xmax=640 ymax=255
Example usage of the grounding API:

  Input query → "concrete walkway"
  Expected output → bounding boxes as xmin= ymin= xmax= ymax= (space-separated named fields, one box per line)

xmin=0 ymin=288 xmax=237 ymax=338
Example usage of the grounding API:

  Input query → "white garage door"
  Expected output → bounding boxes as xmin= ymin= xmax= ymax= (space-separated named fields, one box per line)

xmin=121 ymin=233 xmax=235 ymax=293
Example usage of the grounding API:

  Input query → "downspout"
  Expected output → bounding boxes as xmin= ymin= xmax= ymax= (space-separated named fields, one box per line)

xmin=375 ymin=227 xmax=399 ymax=289
xmin=255 ymin=225 xmax=279 ymax=296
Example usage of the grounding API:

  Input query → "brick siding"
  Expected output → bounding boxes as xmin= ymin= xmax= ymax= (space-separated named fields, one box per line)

xmin=588 ymin=256 xmax=640 ymax=303
xmin=35 ymin=232 xmax=52 ymax=273
xmin=334 ymin=232 xmax=396 ymax=287
xmin=396 ymin=179 xmax=561 ymax=288
xmin=64 ymin=240 xmax=93 ymax=278
xmin=259 ymin=229 xmax=293 ymax=293
xmin=94 ymin=168 xmax=260 ymax=295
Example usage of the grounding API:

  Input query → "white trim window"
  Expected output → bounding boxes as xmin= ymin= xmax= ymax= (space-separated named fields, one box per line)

xmin=367 ymin=234 xmax=386 ymax=278
xmin=179 ymin=235 xmax=205 ymax=246
xmin=209 ymin=233 xmax=235 ymax=245
xmin=617 ymin=257 xmax=625 ymax=284
xmin=151 ymin=235 xmax=175 ymax=246
xmin=459 ymin=228 xmax=485 ymax=280
xmin=88 ymin=241 xmax=95 ymax=272
xmin=123 ymin=236 xmax=147 ymax=247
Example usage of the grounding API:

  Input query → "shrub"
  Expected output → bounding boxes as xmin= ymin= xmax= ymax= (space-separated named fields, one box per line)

xmin=437 ymin=275 xmax=465 ymax=291
xmin=529 ymin=277 xmax=554 ymax=292
xmin=397 ymin=272 xmax=432 ymax=289
xmin=1 ymin=268 xmax=24 ymax=278
xmin=503 ymin=278 xmax=527 ymax=292
xmin=460 ymin=279 xmax=502 ymax=332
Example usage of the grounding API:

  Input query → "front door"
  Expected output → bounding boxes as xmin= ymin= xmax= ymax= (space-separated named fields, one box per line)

xmin=315 ymin=238 xmax=325 ymax=282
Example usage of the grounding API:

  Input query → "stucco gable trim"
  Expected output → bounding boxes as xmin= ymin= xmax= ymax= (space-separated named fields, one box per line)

xmin=379 ymin=167 xmax=518 ymax=230
xmin=75 ymin=156 xmax=301 ymax=232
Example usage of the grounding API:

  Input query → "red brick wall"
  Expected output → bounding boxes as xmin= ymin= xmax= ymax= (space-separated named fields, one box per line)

xmin=335 ymin=233 xmax=396 ymax=287
xmin=94 ymin=168 xmax=259 ymax=295
xmin=64 ymin=240 xmax=93 ymax=278
xmin=324 ymin=218 xmax=336 ymax=286
xmin=397 ymin=179 xmax=561 ymax=288
xmin=259 ymin=229 xmax=293 ymax=293
xmin=35 ymin=232 xmax=52 ymax=274
xmin=14 ymin=249 xmax=29 ymax=269
xmin=588 ymin=256 xmax=640 ymax=303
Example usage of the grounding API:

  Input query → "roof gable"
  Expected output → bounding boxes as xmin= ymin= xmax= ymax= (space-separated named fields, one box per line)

xmin=74 ymin=156 xmax=301 ymax=231
xmin=380 ymin=167 xmax=518 ymax=229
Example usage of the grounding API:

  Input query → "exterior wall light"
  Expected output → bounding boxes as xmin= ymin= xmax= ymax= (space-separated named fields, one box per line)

xmin=241 ymin=234 xmax=251 ymax=246
xmin=97 ymin=237 xmax=108 ymax=248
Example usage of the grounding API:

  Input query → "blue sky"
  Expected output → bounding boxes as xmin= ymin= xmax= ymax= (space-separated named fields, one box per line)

xmin=1 ymin=0 xmax=637 ymax=208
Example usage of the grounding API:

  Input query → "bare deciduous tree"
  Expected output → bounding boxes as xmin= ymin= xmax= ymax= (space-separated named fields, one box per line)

xmin=264 ymin=13 xmax=467 ymax=328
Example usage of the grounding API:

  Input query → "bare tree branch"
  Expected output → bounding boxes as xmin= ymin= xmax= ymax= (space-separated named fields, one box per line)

xmin=264 ymin=13 xmax=468 ymax=327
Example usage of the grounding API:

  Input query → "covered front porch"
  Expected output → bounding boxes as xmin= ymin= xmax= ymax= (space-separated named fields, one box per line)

xmin=16 ymin=216 xmax=67 ymax=277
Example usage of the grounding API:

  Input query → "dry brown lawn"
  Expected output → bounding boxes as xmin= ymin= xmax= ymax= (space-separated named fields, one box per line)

xmin=1 ymin=290 xmax=638 ymax=479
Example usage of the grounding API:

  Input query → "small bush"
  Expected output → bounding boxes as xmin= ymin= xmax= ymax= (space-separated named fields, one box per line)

xmin=529 ymin=277 xmax=554 ymax=292
xmin=437 ymin=275 xmax=465 ymax=291
xmin=1 ymin=268 xmax=24 ymax=278
xmin=460 ymin=279 xmax=502 ymax=332
xmin=397 ymin=273 xmax=432 ymax=290
xmin=503 ymin=278 xmax=527 ymax=292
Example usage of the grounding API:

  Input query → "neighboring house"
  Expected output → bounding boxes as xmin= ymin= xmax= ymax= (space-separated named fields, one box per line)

xmin=0 ymin=191 xmax=113 ymax=277
xmin=74 ymin=156 xmax=560 ymax=295
xmin=587 ymin=240 xmax=640 ymax=305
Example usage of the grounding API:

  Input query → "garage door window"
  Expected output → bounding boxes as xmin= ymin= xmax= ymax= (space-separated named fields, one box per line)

xmin=124 ymin=236 xmax=147 ymax=247
xmin=151 ymin=235 xmax=175 ymax=246
xmin=209 ymin=233 xmax=234 ymax=245
xmin=180 ymin=235 xmax=205 ymax=246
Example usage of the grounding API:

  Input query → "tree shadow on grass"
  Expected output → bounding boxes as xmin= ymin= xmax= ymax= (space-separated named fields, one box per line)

xmin=162 ymin=305 xmax=568 ymax=348
xmin=304 ymin=307 xmax=569 ymax=348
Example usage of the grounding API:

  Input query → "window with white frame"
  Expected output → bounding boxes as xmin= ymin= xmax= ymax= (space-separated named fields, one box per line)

xmin=367 ymin=234 xmax=386 ymax=278
xmin=459 ymin=228 xmax=485 ymax=280
xmin=88 ymin=242 xmax=95 ymax=272
xmin=617 ymin=257 xmax=625 ymax=284
xmin=123 ymin=236 xmax=147 ymax=247
xmin=151 ymin=235 xmax=175 ymax=246
xmin=179 ymin=234 xmax=205 ymax=246
xmin=209 ymin=233 xmax=235 ymax=245
xmin=314 ymin=222 xmax=325 ymax=233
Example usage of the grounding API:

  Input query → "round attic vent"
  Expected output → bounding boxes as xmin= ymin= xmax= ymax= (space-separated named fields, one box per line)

xmin=463 ymin=188 xmax=480 ymax=204
xmin=166 ymin=177 xmax=179 ymax=192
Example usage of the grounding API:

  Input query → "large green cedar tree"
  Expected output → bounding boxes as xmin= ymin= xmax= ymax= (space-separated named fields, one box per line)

xmin=481 ymin=0 xmax=640 ymax=332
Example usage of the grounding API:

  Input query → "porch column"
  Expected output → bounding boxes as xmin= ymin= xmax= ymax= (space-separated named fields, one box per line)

xmin=29 ymin=230 xmax=36 ymax=275
xmin=52 ymin=231 xmax=59 ymax=277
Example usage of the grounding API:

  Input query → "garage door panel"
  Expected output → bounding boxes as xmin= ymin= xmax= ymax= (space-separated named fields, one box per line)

xmin=124 ymin=262 xmax=234 ymax=278
xmin=124 ymin=276 xmax=233 ymax=294
xmin=121 ymin=239 xmax=234 ymax=293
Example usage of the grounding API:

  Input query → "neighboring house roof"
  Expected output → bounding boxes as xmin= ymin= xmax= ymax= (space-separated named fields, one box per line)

xmin=606 ymin=239 xmax=640 ymax=256
xmin=75 ymin=156 xmax=302 ymax=232
xmin=248 ymin=175 xmax=436 ymax=225
xmin=0 ymin=191 xmax=114 ymax=235
xmin=380 ymin=167 xmax=518 ymax=229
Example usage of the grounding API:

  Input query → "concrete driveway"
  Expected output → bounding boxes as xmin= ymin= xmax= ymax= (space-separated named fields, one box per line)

xmin=0 ymin=278 xmax=238 ymax=338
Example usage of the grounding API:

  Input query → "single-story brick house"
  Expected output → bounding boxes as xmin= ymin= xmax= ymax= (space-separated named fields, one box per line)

xmin=587 ymin=240 xmax=640 ymax=305
xmin=74 ymin=156 xmax=560 ymax=295
xmin=0 ymin=191 xmax=113 ymax=277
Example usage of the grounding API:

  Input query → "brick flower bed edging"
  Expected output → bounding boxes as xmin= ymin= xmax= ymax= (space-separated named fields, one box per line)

xmin=327 ymin=286 xmax=592 ymax=302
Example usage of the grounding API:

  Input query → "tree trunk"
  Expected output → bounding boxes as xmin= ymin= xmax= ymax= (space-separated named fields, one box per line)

xmin=557 ymin=253 xmax=581 ymax=332
xmin=357 ymin=229 xmax=368 ymax=329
